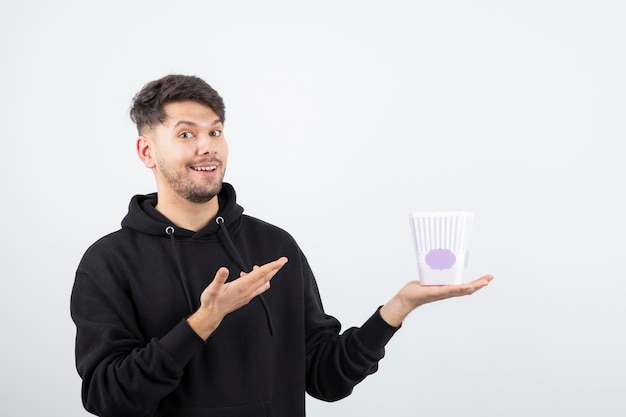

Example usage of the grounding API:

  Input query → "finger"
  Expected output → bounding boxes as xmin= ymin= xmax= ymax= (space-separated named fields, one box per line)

xmin=454 ymin=274 xmax=494 ymax=296
xmin=213 ymin=267 xmax=230 ymax=285
xmin=262 ymin=257 xmax=289 ymax=277
xmin=469 ymin=274 xmax=494 ymax=290
xmin=252 ymin=257 xmax=289 ymax=276
xmin=241 ymin=257 xmax=288 ymax=289
xmin=472 ymin=274 xmax=494 ymax=284
xmin=259 ymin=257 xmax=288 ymax=271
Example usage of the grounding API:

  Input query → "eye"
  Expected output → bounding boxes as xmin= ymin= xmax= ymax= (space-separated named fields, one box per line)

xmin=210 ymin=130 xmax=222 ymax=137
xmin=179 ymin=131 xmax=195 ymax=139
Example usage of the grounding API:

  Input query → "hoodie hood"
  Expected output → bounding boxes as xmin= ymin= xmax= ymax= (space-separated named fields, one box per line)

xmin=121 ymin=182 xmax=244 ymax=239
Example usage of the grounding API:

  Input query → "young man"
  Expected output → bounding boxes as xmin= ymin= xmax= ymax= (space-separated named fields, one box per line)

xmin=71 ymin=74 xmax=493 ymax=417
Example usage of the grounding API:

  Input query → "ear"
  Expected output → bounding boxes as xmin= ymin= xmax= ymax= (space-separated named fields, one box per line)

xmin=136 ymin=136 xmax=156 ymax=169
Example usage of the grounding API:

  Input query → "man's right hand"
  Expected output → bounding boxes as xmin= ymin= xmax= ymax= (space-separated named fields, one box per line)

xmin=187 ymin=257 xmax=288 ymax=340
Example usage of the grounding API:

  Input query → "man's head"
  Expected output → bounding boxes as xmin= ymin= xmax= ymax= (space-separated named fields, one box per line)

xmin=130 ymin=74 xmax=225 ymax=135
xmin=133 ymin=75 xmax=228 ymax=207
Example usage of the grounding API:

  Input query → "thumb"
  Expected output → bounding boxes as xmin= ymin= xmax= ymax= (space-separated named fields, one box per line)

xmin=214 ymin=267 xmax=230 ymax=285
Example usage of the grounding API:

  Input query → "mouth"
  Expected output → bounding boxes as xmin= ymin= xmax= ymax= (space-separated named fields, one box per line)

xmin=191 ymin=165 xmax=217 ymax=172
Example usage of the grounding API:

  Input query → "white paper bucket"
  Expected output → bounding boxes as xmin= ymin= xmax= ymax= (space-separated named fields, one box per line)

xmin=409 ymin=211 xmax=474 ymax=285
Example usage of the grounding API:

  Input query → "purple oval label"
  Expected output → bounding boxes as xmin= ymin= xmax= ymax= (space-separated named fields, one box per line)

xmin=425 ymin=249 xmax=456 ymax=270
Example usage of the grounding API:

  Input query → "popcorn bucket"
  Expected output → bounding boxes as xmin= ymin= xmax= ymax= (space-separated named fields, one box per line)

xmin=409 ymin=211 xmax=474 ymax=285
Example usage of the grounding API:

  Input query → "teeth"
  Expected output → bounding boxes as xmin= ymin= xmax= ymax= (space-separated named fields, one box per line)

xmin=192 ymin=166 xmax=216 ymax=171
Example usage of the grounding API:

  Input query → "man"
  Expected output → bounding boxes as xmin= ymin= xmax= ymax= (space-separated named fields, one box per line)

xmin=71 ymin=74 xmax=493 ymax=417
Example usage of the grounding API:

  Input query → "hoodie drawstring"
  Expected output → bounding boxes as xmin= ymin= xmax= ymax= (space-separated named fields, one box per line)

xmin=216 ymin=217 xmax=275 ymax=335
xmin=165 ymin=221 xmax=275 ymax=335
xmin=166 ymin=226 xmax=195 ymax=315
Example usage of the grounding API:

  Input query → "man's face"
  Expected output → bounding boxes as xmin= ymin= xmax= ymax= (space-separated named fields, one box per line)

xmin=141 ymin=101 xmax=228 ymax=204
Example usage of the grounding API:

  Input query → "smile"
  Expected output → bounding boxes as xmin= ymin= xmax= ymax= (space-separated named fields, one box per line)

xmin=191 ymin=166 xmax=217 ymax=171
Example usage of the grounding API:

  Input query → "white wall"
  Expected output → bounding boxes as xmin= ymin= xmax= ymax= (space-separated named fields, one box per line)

xmin=1 ymin=1 xmax=624 ymax=415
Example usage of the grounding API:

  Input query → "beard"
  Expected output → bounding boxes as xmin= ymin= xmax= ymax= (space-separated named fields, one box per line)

xmin=156 ymin=156 xmax=224 ymax=204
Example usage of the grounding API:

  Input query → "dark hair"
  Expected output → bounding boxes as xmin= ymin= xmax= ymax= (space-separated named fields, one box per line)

xmin=129 ymin=74 xmax=226 ymax=134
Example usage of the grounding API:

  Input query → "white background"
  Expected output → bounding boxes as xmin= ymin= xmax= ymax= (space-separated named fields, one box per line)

xmin=1 ymin=0 xmax=625 ymax=416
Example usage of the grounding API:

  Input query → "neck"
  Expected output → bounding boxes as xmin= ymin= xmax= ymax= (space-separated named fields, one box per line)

xmin=155 ymin=192 xmax=220 ymax=232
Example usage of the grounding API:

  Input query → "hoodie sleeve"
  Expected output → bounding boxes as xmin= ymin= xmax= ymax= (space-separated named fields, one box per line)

xmin=301 ymin=253 xmax=400 ymax=401
xmin=71 ymin=268 xmax=206 ymax=417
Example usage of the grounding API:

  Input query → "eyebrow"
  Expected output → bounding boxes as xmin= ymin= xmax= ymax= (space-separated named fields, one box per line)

xmin=172 ymin=119 xmax=223 ymax=128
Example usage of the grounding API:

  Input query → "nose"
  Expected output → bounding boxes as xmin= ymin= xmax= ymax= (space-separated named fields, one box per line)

xmin=197 ymin=133 xmax=217 ymax=155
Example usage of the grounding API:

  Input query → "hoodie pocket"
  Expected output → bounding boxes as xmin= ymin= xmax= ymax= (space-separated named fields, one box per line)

xmin=155 ymin=400 xmax=275 ymax=417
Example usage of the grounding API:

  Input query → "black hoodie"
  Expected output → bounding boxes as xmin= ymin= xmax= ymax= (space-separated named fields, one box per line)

xmin=71 ymin=183 xmax=399 ymax=417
